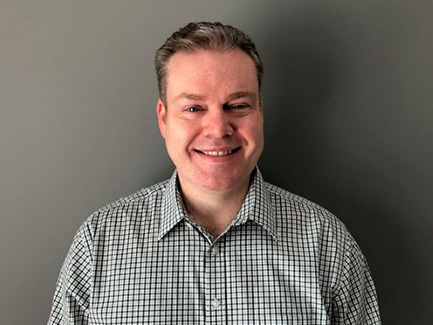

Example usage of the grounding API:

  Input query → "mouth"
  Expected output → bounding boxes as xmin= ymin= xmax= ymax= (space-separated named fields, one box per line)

xmin=194 ymin=147 xmax=241 ymax=157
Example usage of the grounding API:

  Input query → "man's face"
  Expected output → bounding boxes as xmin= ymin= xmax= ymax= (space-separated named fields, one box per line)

xmin=157 ymin=49 xmax=264 ymax=194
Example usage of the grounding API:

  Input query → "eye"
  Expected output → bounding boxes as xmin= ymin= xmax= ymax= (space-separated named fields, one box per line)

xmin=231 ymin=104 xmax=248 ymax=109
xmin=186 ymin=106 xmax=200 ymax=112
xmin=226 ymin=103 xmax=250 ymax=110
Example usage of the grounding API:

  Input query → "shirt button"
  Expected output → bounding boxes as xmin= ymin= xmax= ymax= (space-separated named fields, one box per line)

xmin=212 ymin=245 xmax=220 ymax=254
xmin=185 ymin=222 xmax=193 ymax=229
xmin=212 ymin=299 xmax=221 ymax=309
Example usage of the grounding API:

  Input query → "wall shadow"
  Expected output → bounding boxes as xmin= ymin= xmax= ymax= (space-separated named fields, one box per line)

xmin=255 ymin=5 xmax=428 ymax=323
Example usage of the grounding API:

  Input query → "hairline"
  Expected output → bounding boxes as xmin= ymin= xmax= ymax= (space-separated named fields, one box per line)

xmin=162 ymin=48 xmax=260 ymax=108
xmin=155 ymin=22 xmax=264 ymax=107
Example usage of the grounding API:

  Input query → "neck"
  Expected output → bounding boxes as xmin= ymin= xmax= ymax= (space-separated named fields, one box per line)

xmin=179 ymin=176 xmax=251 ymax=238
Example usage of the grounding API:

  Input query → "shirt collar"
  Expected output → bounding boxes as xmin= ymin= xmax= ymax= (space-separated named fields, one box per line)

xmin=231 ymin=168 xmax=277 ymax=240
xmin=159 ymin=171 xmax=187 ymax=240
xmin=158 ymin=167 xmax=277 ymax=241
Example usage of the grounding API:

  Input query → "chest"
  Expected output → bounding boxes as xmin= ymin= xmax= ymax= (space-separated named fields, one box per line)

xmin=88 ymin=222 xmax=332 ymax=324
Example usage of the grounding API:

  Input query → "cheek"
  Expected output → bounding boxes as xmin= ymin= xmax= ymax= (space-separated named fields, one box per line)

xmin=244 ymin=117 xmax=264 ymax=144
xmin=166 ymin=119 xmax=198 ymax=146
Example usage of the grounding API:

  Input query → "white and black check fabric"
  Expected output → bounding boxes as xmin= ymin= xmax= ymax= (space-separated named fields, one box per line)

xmin=48 ymin=168 xmax=381 ymax=324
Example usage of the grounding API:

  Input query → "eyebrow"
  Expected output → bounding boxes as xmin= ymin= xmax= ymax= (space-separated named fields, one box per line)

xmin=174 ymin=93 xmax=205 ymax=101
xmin=174 ymin=91 xmax=257 ymax=102
xmin=226 ymin=91 xmax=257 ymax=101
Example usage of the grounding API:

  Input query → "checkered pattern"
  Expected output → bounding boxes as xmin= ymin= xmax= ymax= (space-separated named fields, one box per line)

xmin=48 ymin=168 xmax=381 ymax=324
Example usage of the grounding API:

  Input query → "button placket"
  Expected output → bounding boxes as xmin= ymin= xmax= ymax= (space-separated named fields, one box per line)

xmin=205 ymin=241 xmax=226 ymax=323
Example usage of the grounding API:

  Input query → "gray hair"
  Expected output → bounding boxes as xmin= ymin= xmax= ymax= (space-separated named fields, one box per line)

xmin=154 ymin=21 xmax=264 ymax=105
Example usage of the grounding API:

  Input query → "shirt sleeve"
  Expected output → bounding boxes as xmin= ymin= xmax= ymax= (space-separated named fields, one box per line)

xmin=332 ymin=235 xmax=381 ymax=324
xmin=48 ymin=220 xmax=94 ymax=325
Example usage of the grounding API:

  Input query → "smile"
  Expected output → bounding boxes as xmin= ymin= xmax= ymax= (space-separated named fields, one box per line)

xmin=194 ymin=147 xmax=240 ymax=156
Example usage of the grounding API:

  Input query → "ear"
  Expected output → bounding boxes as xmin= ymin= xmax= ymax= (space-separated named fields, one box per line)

xmin=156 ymin=99 xmax=167 ymax=139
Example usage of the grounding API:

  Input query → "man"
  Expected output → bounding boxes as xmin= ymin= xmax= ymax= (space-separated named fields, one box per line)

xmin=48 ymin=22 xmax=381 ymax=324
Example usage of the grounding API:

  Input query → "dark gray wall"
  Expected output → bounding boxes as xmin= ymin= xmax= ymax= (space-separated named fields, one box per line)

xmin=1 ymin=1 xmax=431 ymax=324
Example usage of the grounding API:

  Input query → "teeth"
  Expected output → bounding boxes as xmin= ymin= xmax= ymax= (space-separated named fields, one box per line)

xmin=202 ymin=150 xmax=232 ymax=156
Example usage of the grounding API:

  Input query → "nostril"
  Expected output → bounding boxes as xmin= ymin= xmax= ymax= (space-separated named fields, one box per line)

xmin=203 ymin=121 xmax=234 ymax=138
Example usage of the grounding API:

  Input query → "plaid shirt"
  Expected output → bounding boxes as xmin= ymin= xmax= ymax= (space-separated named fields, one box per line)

xmin=48 ymin=168 xmax=380 ymax=324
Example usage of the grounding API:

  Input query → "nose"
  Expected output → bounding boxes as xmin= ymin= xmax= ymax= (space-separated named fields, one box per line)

xmin=203 ymin=108 xmax=234 ymax=138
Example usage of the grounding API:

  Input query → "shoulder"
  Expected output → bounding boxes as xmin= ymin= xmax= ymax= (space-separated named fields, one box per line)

xmin=264 ymin=181 xmax=368 ymax=287
xmin=75 ymin=179 xmax=169 ymax=240
xmin=265 ymin=181 xmax=346 ymax=231
xmin=97 ymin=179 xmax=168 ymax=214
xmin=264 ymin=181 xmax=360 ymax=258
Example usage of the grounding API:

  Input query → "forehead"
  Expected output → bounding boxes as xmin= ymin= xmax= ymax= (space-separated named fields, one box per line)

xmin=165 ymin=49 xmax=258 ymax=99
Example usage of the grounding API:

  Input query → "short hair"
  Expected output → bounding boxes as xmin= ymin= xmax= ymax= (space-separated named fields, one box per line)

xmin=154 ymin=21 xmax=264 ymax=105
